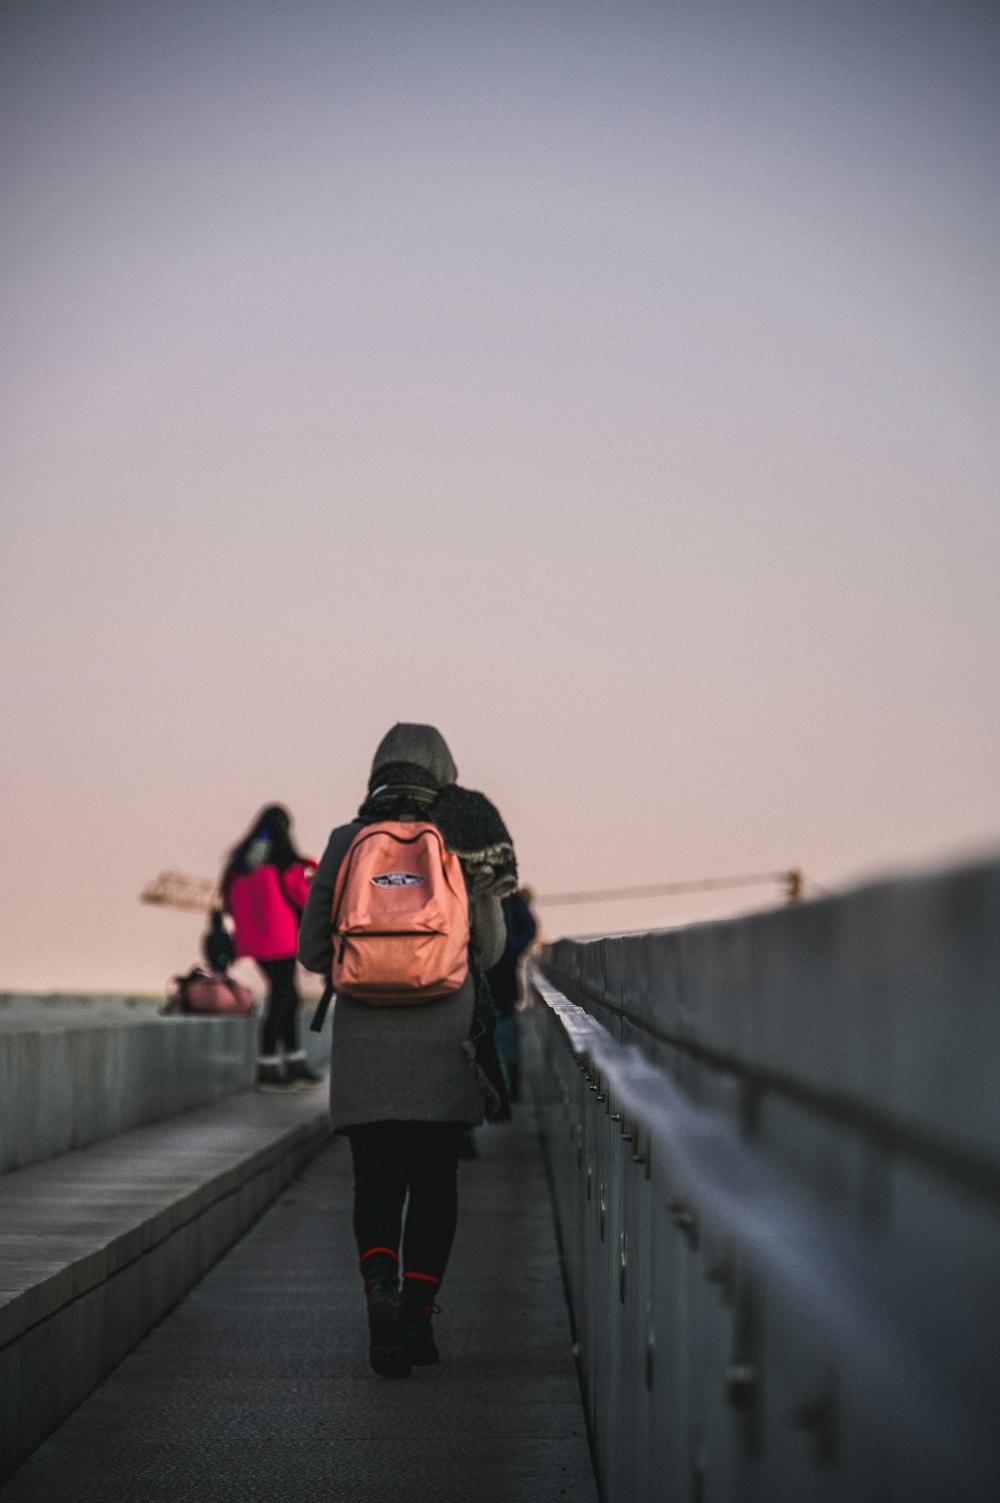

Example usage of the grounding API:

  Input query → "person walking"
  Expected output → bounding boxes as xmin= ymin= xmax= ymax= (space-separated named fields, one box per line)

xmin=487 ymin=886 xmax=538 ymax=1103
xmin=298 ymin=724 xmax=513 ymax=1378
xmin=221 ymin=803 xmax=323 ymax=1091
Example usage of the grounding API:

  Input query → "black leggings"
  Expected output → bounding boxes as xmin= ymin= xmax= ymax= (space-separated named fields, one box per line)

xmin=256 ymin=956 xmax=300 ymax=1056
xmin=347 ymin=1121 xmax=466 ymax=1283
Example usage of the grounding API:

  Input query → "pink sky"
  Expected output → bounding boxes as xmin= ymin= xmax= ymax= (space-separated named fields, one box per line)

xmin=2 ymin=0 xmax=998 ymax=992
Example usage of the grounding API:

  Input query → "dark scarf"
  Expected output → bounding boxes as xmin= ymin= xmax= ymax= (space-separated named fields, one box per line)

xmin=358 ymin=762 xmax=518 ymax=898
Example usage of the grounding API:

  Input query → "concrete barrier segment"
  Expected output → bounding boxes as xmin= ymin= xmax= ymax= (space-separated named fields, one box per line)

xmin=0 ymin=1090 xmax=328 ymax=1481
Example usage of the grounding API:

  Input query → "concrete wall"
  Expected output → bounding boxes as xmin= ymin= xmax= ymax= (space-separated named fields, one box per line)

xmin=0 ymin=990 xmax=334 ymax=1175
xmin=545 ymin=857 xmax=1000 ymax=1204
xmin=0 ymin=1009 xmax=257 ymax=1174
xmin=0 ymin=1094 xmax=328 ymax=1482
xmin=533 ymin=857 xmax=1000 ymax=1503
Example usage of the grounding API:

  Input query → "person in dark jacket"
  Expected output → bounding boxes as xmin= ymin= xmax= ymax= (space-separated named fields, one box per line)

xmin=221 ymin=804 xmax=321 ymax=1091
xmin=487 ymin=887 xmax=538 ymax=1103
xmin=298 ymin=724 xmax=510 ymax=1377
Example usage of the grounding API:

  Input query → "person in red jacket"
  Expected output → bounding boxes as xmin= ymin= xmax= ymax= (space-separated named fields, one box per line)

xmin=221 ymin=804 xmax=322 ymax=1091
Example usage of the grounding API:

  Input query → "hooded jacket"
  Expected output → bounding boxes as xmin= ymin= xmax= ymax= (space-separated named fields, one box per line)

xmin=368 ymin=721 xmax=458 ymax=788
xmin=298 ymin=724 xmax=506 ymax=1131
xmin=227 ymin=860 xmax=314 ymax=961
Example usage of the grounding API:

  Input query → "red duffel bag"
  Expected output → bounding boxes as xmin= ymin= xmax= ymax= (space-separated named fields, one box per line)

xmin=165 ymin=967 xmax=256 ymax=1017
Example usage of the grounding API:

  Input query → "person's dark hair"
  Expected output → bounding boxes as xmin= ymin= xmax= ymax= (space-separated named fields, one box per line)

xmin=220 ymin=804 xmax=302 ymax=899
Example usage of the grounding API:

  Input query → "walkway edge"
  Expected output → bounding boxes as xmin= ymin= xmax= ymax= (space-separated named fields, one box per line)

xmin=0 ymin=1094 xmax=330 ymax=1481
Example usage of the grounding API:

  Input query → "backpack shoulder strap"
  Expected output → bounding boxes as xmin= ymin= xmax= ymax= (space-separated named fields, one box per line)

xmin=309 ymin=980 xmax=335 ymax=1033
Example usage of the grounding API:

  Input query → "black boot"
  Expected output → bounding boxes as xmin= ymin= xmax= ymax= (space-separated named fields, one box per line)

xmin=360 ymin=1252 xmax=411 ymax=1379
xmin=255 ymin=1056 xmax=291 ymax=1092
xmin=284 ymin=1052 xmax=324 ymax=1087
xmin=401 ymin=1278 xmax=440 ymax=1366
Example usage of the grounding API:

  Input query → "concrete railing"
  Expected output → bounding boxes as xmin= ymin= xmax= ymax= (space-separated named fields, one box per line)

xmin=0 ymin=993 xmax=334 ymax=1480
xmin=0 ymin=993 xmax=332 ymax=1175
xmin=528 ymin=858 xmax=1000 ymax=1503
xmin=0 ymin=1093 xmax=329 ymax=1481
xmin=0 ymin=998 xmax=257 ymax=1173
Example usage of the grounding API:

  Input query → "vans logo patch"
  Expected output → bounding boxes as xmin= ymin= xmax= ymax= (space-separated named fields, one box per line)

xmin=370 ymin=872 xmax=427 ymax=888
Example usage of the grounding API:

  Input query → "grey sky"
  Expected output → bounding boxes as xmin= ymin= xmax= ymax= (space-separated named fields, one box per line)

xmin=2 ymin=0 xmax=998 ymax=988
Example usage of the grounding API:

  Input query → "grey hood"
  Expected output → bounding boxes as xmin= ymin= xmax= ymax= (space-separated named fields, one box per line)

xmin=370 ymin=723 xmax=458 ymax=788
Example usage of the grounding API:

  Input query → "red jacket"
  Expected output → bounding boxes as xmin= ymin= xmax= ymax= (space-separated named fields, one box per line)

xmin=227 ymin=861 xmax=315 ymax=961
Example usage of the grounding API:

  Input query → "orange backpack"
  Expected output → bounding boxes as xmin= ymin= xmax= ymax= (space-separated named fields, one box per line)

xmin=329 ymin=821 xmax=470 ymax=1005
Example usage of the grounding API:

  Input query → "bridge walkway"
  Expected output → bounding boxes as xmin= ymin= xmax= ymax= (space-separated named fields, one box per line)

xmin=0 ymin=1109 xmax=596 ymax=1503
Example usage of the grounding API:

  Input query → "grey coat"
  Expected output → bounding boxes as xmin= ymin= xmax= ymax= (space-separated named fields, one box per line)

xmin=298 ymin=817 xmax=506 ymax=1132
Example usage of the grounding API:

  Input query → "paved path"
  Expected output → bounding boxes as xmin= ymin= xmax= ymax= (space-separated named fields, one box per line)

xmin=1 ymin=1111 xmax=596 ymax=1503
